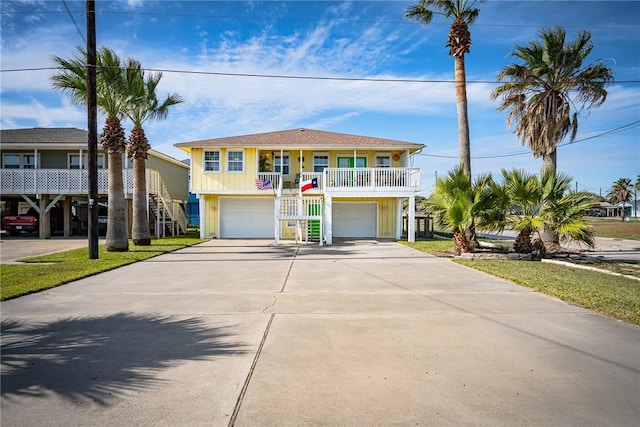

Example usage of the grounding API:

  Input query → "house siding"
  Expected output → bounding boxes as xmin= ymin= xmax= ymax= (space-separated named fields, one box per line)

xmin=191 ymin=147 xmax=259 ymax=193
xmin=147 ymin=154 xmax=189 ymax=201
xmin=199 ymin=194 xmax=397 ymax=240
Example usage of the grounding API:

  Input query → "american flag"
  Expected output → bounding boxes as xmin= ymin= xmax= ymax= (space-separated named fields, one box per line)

xmin=255 ymin=178 xmax=273 ymax=190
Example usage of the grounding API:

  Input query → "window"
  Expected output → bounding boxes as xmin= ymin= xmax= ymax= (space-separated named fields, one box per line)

xmin=313 ymin=154 xmax=329 ymax=173
xmin=204 ymin=150 xmax=220 ymax=172
xmin=69 ymin=154 xmax=82 ymax=169
xmin=227 ymin=150 xmax=244 ymax=172
xmin=376 ymin=154 xmax=391 ymax=168
xmin=274 ymin=154 xmax=290 ymax=175
xmin=69 ymin=153 xmax=105 ymax=169
xmin=3 ymin=153 xmax=38 ymax=169
xmin=23 ymin=154 xmax=36 ymax=169
xmin=3 ymin=154 xmax=21 ymax=169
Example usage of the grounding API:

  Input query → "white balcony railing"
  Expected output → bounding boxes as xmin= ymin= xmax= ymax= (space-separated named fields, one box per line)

xmin=0 ymin=168 xmax=133 ymax=195
xmin=324 ymin=167 xmax=420 ymax=193
xmin=259 ymin=168 xmax=420 ymax=195
xmin=279 ymin=196 xmax=324 ymax=219
xmin=257 ymin=172 xmax=282 ymax=190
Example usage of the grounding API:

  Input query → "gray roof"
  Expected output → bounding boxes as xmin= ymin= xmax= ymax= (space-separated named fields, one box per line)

xmin=0 ymin=127 xmax=188 ymax=168
xmin=175 ymin=128 xmax=425 ymax=152
xmin=1 ymin=127 xmax=89 ymax=143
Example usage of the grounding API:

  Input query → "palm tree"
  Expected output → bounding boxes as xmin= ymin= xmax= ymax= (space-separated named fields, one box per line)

xmin=491 ymin=27 xmax=613 ymax=177
xmin=500 ymin=169 xmax=543 ymax=253
xmin=405 ymin=0 xmax=483 ymax=178
xmin=608 ymin=178 xmax=632 ymax=221
xmin=124 ymin=59 xmax=183 ymax=245
xmin=487 ymin=169 xmax=594 ymax=254
xmin=51 ymin=47 xmax=130 ymax=252
xmin=427 ymin=166 xmax=496 ymax=254
xmin=536 ymin=170 xmax=594 ymax=252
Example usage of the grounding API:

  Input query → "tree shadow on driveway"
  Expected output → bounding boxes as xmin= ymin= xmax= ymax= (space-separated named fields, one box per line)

xmin=1 ymin=313 xmax=248 ymax=406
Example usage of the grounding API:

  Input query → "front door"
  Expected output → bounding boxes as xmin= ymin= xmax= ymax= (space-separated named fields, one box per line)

xmin=337 ymin=156 xmax=367 ymax=187
xmin=337 ymin=156 xmax=367 ymax=168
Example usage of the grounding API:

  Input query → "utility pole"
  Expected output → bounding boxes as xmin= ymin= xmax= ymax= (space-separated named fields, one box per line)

xmin=86 ymin=0 xmax=99 ymax=259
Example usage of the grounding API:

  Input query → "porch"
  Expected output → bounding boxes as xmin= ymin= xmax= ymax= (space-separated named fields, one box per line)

xmin=271 ymin=194 xmax=418 ymax=246
xmin=0 ymin=168 xmax=186 ymax=239
xmin=257 ymin=167 xmax=421 ymax=195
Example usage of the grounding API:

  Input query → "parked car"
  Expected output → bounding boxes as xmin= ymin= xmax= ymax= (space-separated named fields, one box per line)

xmin=2 ymin=208 xmax=39 ymax=236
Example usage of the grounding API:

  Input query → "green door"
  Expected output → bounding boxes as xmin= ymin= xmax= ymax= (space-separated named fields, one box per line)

xmin=307 ymin=203 xmax=322 ymax=239
xmin=337 ymin=157 xmax=367 ymax=187
xmin=337 ymin=156 xmax=367 ymax=168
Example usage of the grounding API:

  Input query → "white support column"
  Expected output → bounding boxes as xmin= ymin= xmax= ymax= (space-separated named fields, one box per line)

xmin=396 ymin=197 xmax=403 ymax=239
xmin=198 ymin=195 xmax=206 ymax=239
xmin=274 ymin=196 xmax=280 ymax=246
xmin=408 ymin=195 xmax=416 ymax=243
xmin=324 ymin=196 xmax=332 ymax=245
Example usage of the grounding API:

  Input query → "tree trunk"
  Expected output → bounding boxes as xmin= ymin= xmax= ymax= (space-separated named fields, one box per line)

xmin=541 ymin=148 xmax=560 ymax=253
xmin=453 ymin=227 xmax=471 ymax=255
xmin=514 ymin=226 xmax=533 ymax=253
xmin=454 ymin=54 xmax=471 ymax=178
xmin=541 ymin=149 xmax=557 ymax=177
xmin=106 ymin=152 xmax=129 ymax=252
xmin=132 ymin=157 xmax=151 ymax=245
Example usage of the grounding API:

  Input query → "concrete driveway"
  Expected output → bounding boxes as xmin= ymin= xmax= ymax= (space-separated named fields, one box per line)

xmin=0 ymin=235 xmax=104 ymax=263
xmin=1 ymin=240 xmax=638 ymax=426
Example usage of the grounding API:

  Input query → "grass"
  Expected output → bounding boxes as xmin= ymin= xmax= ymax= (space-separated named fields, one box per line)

xmin=0 ymin=233 xmax=207 ymax=301
xmin=398 ymin=239 xmax=457 ymax=256
xmin=401 ymin=239 xmax=640 ymax=325
xmin=585 ymin=261 xmax=640 ymax=279
xmin=588 ymin=217 xmax=640 ymax=240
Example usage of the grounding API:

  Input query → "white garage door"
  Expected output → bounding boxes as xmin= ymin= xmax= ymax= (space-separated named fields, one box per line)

xmin=333 ymin=202 xmax=377 ymax=238
xmin=220 ymin=198 xmax=274 ymax=238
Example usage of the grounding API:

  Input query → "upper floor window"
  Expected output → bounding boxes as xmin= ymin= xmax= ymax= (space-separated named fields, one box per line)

xmin=274 ymin=154 xmax=290 ymax=175
xmin=69 ymin=153 xmax=105 ymax=169
xmin=227 ymin=150 xmax=244 ymax=172
xmin=313 ymin=154 xmax=329 ymax=173
xmin=204 ymin=150 xmax=220 ymax=172
xmin=3 ymin=153 xmax=37 ymax=169
xmin=375 ymin=154 xmax=391 ymax=168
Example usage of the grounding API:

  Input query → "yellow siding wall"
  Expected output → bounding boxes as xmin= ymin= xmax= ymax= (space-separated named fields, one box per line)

xmin=203 ymin=194 xmax=219 ymax=238
xmin=201 ymin=193 xmax=397 ymax=240
xmin=190 ymin=148 xmax=404 ymax=191
xmin=190 ymin=147 xmax=258 ymax=193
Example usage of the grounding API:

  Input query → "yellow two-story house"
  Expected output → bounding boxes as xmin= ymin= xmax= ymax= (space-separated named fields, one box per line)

xmin=175 ymin=128 xmax=425 ymax=245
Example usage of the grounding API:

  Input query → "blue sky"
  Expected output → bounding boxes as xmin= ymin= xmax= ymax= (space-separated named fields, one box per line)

xmin=1 ymin=0 xmax=639 ymax=196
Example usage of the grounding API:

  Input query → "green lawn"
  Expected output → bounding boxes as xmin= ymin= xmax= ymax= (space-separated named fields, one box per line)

xmin=1 ymin=234 xmax=206 ymax=301
xmin=589 ymin=217 xmax=640 ymax=240
xmin=401 ymin=240 xmax=640 ymax=326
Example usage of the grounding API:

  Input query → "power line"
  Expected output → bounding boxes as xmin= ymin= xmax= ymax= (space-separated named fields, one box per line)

xmin=61 ymin=0 xmax=85 ymax=44
xmin=2 ymin=66 xmax=639 ymax=85
xmin=418 ymin=120 xmax=640 ymax=160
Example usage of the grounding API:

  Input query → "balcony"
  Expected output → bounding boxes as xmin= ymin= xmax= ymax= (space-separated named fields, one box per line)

xmin=257 ymin=168 xmax=420 ymax=195
xmin=0 ymin=168 xmax=134 ymax=195
xmin=324 ymin=167 xmax=420 ymax=194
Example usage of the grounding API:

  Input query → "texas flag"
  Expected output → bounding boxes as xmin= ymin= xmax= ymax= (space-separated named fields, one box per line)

xmin=300 ymin=177 xmax=319 ymax=193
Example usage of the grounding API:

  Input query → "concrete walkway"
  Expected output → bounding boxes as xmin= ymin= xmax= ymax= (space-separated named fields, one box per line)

xmin=0 ymin=235 xmax=105 ymax=264
xmin=1 ymin=240 xmax=639 ymax=426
